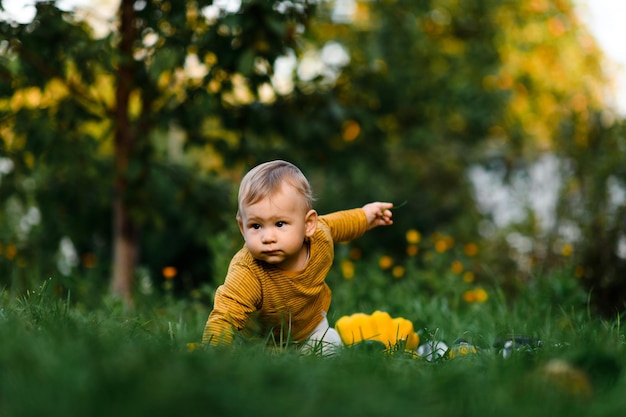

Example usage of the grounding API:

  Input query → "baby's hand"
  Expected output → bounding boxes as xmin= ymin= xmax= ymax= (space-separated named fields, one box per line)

xmin=362 ymin=202 xmax=394 ymax=230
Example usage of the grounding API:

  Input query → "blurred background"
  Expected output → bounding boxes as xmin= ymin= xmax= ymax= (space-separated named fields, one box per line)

xmin=1 ymin=0 xmax=625 ymax=317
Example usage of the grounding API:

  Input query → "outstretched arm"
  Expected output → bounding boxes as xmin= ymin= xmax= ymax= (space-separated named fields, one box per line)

xmin=362 ymin=202 xmax=394 ymax=230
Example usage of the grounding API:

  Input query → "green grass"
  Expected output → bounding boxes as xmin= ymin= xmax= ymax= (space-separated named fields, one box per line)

xmin=0 ymin=277 xmax=625 ymax=417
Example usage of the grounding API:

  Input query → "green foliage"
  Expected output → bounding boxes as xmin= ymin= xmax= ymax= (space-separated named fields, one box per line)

xmin=0 ymin=0 xmax=315 ymax=293
xmin=560 ymin=118 xmax=626 ymax=316
xmin=0 ymin=272 xmax=625 ymax=417
xmin=1 ymin=0 xmax=625 ymax=314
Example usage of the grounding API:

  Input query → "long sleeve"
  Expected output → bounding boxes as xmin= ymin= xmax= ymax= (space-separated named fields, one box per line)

xmin=202 ymin=207 xmax=369 ymax=346
xmin=319 ymin=208 xmax=368 ymax=243
xmin=202 ymin=253 xmax=262 ymax=345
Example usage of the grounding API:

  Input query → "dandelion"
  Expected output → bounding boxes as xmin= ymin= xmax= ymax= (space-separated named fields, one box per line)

xmin=349 ymin=247 xmax=362 ymax=260
xmin=575 ymin=265 xmax=584 ymax=278
xmin=434 ymin=235 xmax=454 ymax=253
xmin=162 ymin=266 xmax=178 ymax=279
xmin=561 ymin=243 xmax=573 ymax=257
xmin=463 ymin=288 xmax=488 ymax=303
xmin=474 ymin=288 xmax=488 ymax=302
xmin=187 ymin=342 xmax=203 ymax=353
xmin=405 ymin=229 xmax=421 ymax=244
xmin=342 ymin=120 xmax=361 ymax=141
xmin=462 ymin=271 xmax=475 ymax=283
xmin=464 ymin=242 xmax=479 ymax=257
xmin=391 ymin=265 xmax=405 ymax=279
xmin=435 ymin=240 xmax=448 ymax=253
xmin=379 ymin=255 xmax=393 ymax=270
xmin=406 ymin=245 xmax=419 ymax=257
xmin=5 ymin=244 xmax=17 ymax=260
xmin=341 ymin=259 xmax=355 ymax=280
xmin=451 ymin=260 xmax=464 ymax=274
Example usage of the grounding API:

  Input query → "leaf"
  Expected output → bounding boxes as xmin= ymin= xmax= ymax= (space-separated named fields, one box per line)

xmin=237 ymin=48 xmax=256 ymax=76
xmin=392 ymin=200 xmax=408 ymax=209
xmin=265 ymin=15 xmax=286 ymax=38
xmin=148 ymin=48 xmax=182 ymax=82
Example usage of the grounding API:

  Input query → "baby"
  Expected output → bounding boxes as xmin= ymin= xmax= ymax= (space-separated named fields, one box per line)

xmin=202 ymin=160 xmax=393 ymax=353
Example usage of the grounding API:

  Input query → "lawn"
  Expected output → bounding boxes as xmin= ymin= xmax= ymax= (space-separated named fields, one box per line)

xmin=0 ymin=275 xmax=624 ymax=417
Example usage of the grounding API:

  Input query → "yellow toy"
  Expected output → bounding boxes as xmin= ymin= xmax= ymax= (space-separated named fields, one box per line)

xmin=447 ymin=340 xmax=478 ymax=358
xmin=335 ymin=310 xmax=419 ymax=350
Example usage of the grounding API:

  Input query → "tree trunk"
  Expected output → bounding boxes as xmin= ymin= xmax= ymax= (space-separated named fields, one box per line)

xmin=110 ymin=198 xmax=137 ymax=303
xmin=110 ymin=0 xmax=137 ymax=304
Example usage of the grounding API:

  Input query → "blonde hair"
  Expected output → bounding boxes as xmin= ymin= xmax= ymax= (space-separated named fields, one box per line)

xmin=237 ymin=160 xmax=313 ymax=220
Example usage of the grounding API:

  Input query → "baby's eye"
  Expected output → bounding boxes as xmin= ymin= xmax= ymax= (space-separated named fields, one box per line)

xmin=276 ymin=221 xmax=286 ymax=227
xmin=251 ymin=224 xmax=261 ymax=230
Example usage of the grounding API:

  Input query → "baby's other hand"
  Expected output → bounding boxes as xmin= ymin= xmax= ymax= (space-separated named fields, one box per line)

xmin=362 ymin=202 xmax=394 ymax=230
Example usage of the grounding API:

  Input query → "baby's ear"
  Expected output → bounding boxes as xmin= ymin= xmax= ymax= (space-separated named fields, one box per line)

xmin=304 ymin=210 xmax=318 ymax=237
xmin=237 ymin=217 xmax=245 ymax=237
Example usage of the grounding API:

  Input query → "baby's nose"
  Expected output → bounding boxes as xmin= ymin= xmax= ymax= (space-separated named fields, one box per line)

xmin=262 ymin=230 xmax=276 ymax=243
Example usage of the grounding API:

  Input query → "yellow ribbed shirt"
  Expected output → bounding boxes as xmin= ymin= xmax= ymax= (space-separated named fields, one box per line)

xmin=202 ymin=208 xmax=368 ymax=345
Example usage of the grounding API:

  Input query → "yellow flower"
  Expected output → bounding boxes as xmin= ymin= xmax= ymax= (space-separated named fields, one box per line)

xmin=462 ymin=271 xmax=475 ymax=283
xmin=561 ymin=243 xmax=573 ymax=257
xmin=575 ymin=265 xmax=584 ymax=278
xmin=406 ymin=245 xmax=419 ymax=257
xmin=342 ymin=120 xmax=361 ymax=141
xmin=187 ymin=342 xmax=204 ymax=353
xmin=349 ymin=247 xmax=362 ymax=260
xmin=378 ymin=255 xmax=393 ymax=270
xmin=451 ymin=260 xmax=464 ymax=274
xmin=162 ymin=266 xmax=178 ymax=279
xmin=464 ymin=242 xmax=479 ymax=257
xmin=474 ymin=288 xmax=488 ymax=302
xmin=435 ymin=240 xmax=448 ymax=253
xmin=434 ymin=235 xmax=454 ymax=253
xmin=462 ymin=288 xmax=488 ymax=303
xmin=5 ymin=244 xmax=17 ymax=260
xmin=391 ymin=265 xmax=405 ymax=279
xmin=341 ymin=259 xmax=355 ymax=280
xmin=405 ymin=229 xmax=421 ymax=244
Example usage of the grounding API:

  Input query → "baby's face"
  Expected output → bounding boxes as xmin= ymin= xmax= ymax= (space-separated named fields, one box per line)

xmin=238 ymin=184 xmax=316 ymax=271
